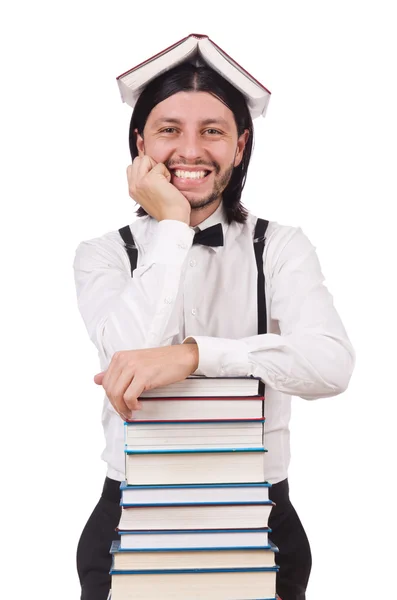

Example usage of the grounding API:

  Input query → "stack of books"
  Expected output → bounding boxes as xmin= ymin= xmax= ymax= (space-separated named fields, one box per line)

xmin=108 ymin=376 xmax=280 ymax=599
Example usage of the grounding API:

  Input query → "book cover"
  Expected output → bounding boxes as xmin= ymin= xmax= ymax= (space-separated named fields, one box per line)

xmin=125 ymin=447 xmax=266 ymax=454
xmin=110 ymin=567 xmax=279 ymax=575
xmin=116 ymin=34 xmax=271 ymax=119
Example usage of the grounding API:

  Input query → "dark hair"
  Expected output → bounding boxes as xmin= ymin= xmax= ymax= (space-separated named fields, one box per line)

xmin=128 ymin=62 xmax=254 ymax=224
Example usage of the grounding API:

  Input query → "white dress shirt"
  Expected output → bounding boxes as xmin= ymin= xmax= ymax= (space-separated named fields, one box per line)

xmin=73 ymin=201 xmax=355 ymax=484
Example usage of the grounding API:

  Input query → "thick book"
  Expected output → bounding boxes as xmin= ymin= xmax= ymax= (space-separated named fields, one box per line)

xmin=127 ymin=399 xmax=264 ymax=422
xmin=120 ymin=482 xmax=271 ymax=505
xmin=124 ymin=419 xmax=265 ymax=450
xmin=117 ymin=501 xmax=274 ymax=531
xmin=124 ymin=447 xmax=267 ymax=485
xmin=117 ymin=528 xmax=272 ymax=550
xmin=137 ymin=375 xmax=264 ymax=398
xmin=110 ymin=567 xmax=278 ymax=600
xmin=116 ymin=34 xmax=271 ymax=120
xmin=110 ymin=539 xmax=278 ymax=570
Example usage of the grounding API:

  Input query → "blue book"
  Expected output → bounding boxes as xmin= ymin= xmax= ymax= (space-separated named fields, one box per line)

xmin=120 ymin=481 xmax=271 ymax=505
xmin=110 ymin=539 xmax=279 ymax=570
xmin=117 ymin=527 xmax=273 ymax=550
xmin=118 ymin=500 xmax=274 ymax=531
xmin=109 ymin=566 xmax=278 ymax=599
xmin=124 ymin=446 xmax=267 ymax=486
xmin=124 ymin=418 xmax=265 ymax=450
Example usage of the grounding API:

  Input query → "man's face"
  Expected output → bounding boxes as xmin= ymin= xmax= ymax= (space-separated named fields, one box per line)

xmin=136 ymin=91 xmax=249 ymax=211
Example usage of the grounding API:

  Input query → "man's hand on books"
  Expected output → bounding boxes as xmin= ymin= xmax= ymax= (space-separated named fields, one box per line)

xmin=93 ymin=343 xmax=199 ymax=420
xmin=127 ymin=156 xmax=191 ymax=224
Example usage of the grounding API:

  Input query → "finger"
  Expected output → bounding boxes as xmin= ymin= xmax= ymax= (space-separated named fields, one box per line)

xmin=137 ymin=155 xmax=157 ymax=180
xmin=94 ymin=372 xmax=105 ymax=385
xmin=151 ymin=162 xmax=171 ymax=182
xmin=117 ymin=401 xmax=132 ymax=422
xmin=124 ymin=375 xmax=145 ymax=411
xmin=111 ymin=364 xmax=140 ymax=413
xmin=109 ymin=385 xmax=132 ymax=421
xmin=106 ymin=382 xmax=132 ymax=421
xmin=102 ymin=353 xmax=125 ymax=410
xmin=127 ymin=159 xmax=141 ymax=199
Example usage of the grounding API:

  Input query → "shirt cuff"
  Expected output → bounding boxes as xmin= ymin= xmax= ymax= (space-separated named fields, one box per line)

xmin=183 ymin=336 xmax=251 ymax=377
xmin=147 ymin=220 xmax=195 ymax=266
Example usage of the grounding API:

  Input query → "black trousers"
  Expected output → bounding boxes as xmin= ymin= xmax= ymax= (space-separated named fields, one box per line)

xmin=76 ymin=477 xmax=311 ymax=600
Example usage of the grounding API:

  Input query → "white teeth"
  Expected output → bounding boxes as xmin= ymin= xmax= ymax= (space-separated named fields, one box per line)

xmin=174 ymin=170 xmax=207 ymax=179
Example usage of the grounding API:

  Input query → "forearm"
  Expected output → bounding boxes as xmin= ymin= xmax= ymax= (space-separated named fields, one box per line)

xmin=184 ymin=330 xmax=355 ymax=400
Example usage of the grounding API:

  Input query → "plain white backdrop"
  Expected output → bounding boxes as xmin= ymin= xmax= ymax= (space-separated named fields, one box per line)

xmin=1 ymin=1 xmax=396 ymax=598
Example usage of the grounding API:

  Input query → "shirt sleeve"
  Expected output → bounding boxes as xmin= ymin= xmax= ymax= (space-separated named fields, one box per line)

xmin=183 ymin=227 xmax=356 ymax=400
xmin=73 ymin=220 xmax=194 ymax=364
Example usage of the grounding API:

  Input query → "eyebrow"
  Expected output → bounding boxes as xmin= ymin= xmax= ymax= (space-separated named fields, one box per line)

xmin=151 ymin=117 xmax=230 ymax=129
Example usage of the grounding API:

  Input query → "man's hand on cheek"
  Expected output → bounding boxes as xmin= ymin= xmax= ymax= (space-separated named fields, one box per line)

xmin=94 ymin=343 xmax=199 ymax=420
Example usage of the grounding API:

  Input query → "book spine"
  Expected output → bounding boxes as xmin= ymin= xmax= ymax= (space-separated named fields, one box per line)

xmin=125 ymin=447 xmax=266 ymax=455
xmin=110 ymin=566 xmax=279 ymax=574
xmin=134 ymin=395 xmax=265 ymax=401
xmin=124 ymin=418 xmax=266 ymax=425
xmin=120 ymin=483 xmax=271 ymax=489
xmin=120 ymin=501 xmax=275 ymax=508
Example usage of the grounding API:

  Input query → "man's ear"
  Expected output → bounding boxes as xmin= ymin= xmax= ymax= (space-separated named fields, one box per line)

xmin=135 ymin=128 xmax=145 ymax=157
xmin=234 ymin=129 xmax=250 ymax=168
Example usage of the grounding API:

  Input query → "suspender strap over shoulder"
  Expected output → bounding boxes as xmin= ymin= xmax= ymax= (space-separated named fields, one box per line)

xmin=254 ymin=218 xmax=269 ymax=336
xmin=118 ymin=225 xmax=138 ymax=276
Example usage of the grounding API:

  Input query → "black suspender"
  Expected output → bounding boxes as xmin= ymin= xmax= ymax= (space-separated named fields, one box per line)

xmin=253 ymin=218 xmax=269 ymax=336
xmin=119 ymin=225 xmax=138 ymax=277
xmin=118 ymin=218 xmax=269 ymax=333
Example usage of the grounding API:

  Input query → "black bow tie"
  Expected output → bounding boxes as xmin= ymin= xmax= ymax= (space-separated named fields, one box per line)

xmin=193 ymin=223 xmax=224 ymax=247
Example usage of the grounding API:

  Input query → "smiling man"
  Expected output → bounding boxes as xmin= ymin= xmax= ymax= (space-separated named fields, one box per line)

xmin=73 ymin=54 xmax=355 ymax=600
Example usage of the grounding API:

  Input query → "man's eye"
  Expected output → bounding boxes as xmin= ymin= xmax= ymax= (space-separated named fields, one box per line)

xmin=205 ymin=129 xmax=222 ymax=135
xmin=160 ymin=127 xmax=177 ymax=134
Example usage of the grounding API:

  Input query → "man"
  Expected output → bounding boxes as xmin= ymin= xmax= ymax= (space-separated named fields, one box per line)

xmin=73 ymin=58 xmax=355 ymax=600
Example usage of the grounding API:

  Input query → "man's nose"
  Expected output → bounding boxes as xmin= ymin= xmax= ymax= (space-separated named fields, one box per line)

xmin=176 ymin=132 xmax=204 ymax=161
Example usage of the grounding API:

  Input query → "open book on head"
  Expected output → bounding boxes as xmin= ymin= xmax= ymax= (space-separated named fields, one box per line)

xmin=116 ymin=33 xmax=271 ymax=119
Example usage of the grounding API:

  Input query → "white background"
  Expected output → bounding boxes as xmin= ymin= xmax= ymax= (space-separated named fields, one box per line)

xmin=1 ymin=1 xmax=396 ymax=598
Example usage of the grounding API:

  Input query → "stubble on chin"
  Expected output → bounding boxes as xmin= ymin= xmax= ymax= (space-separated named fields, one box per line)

xmin=183 ymin=164 xmax=234 ymax=212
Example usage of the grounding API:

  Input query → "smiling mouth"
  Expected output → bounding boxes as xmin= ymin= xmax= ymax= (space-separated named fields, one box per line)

xmin=171 ymin=169 xmax=212 ymax=180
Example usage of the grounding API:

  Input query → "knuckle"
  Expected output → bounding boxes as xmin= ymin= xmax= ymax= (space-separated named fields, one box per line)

xmin=135 ymin=178 xmax=146 ymax=192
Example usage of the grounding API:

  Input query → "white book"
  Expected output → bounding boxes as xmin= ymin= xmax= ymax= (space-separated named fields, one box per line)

xmin=124 ymin=420 xmax=264 ymax=450
xmin=120 ymin=482 xmax=270 ymax=505
xmin=110 ymin=568 xmax=278 ymax=600
xmin=125 ymin=448 xmax=266 ymax=485
xmin=137 ymin=376 xmax=263 ymax=398
xmin=110 ymin=540 xmax=278 ymax=570
xmin=129 ymin=399 xmax=263 ymax=421
xmin=118 ymin=528 xmax=271 ymax=550
xmin=117 ymin=502 xmax=274 ymax=531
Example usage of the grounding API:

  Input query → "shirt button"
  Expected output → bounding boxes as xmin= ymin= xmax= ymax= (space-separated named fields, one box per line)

xmin=164 ymin=296 xmax=173 ymax=304
xmin=189 ymin=259 xmax=197 ymax=267
xmin=177 ymin=242 xmax=188 ymax=250
xmin=191 ymin=308 xmax=197 ymax=316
